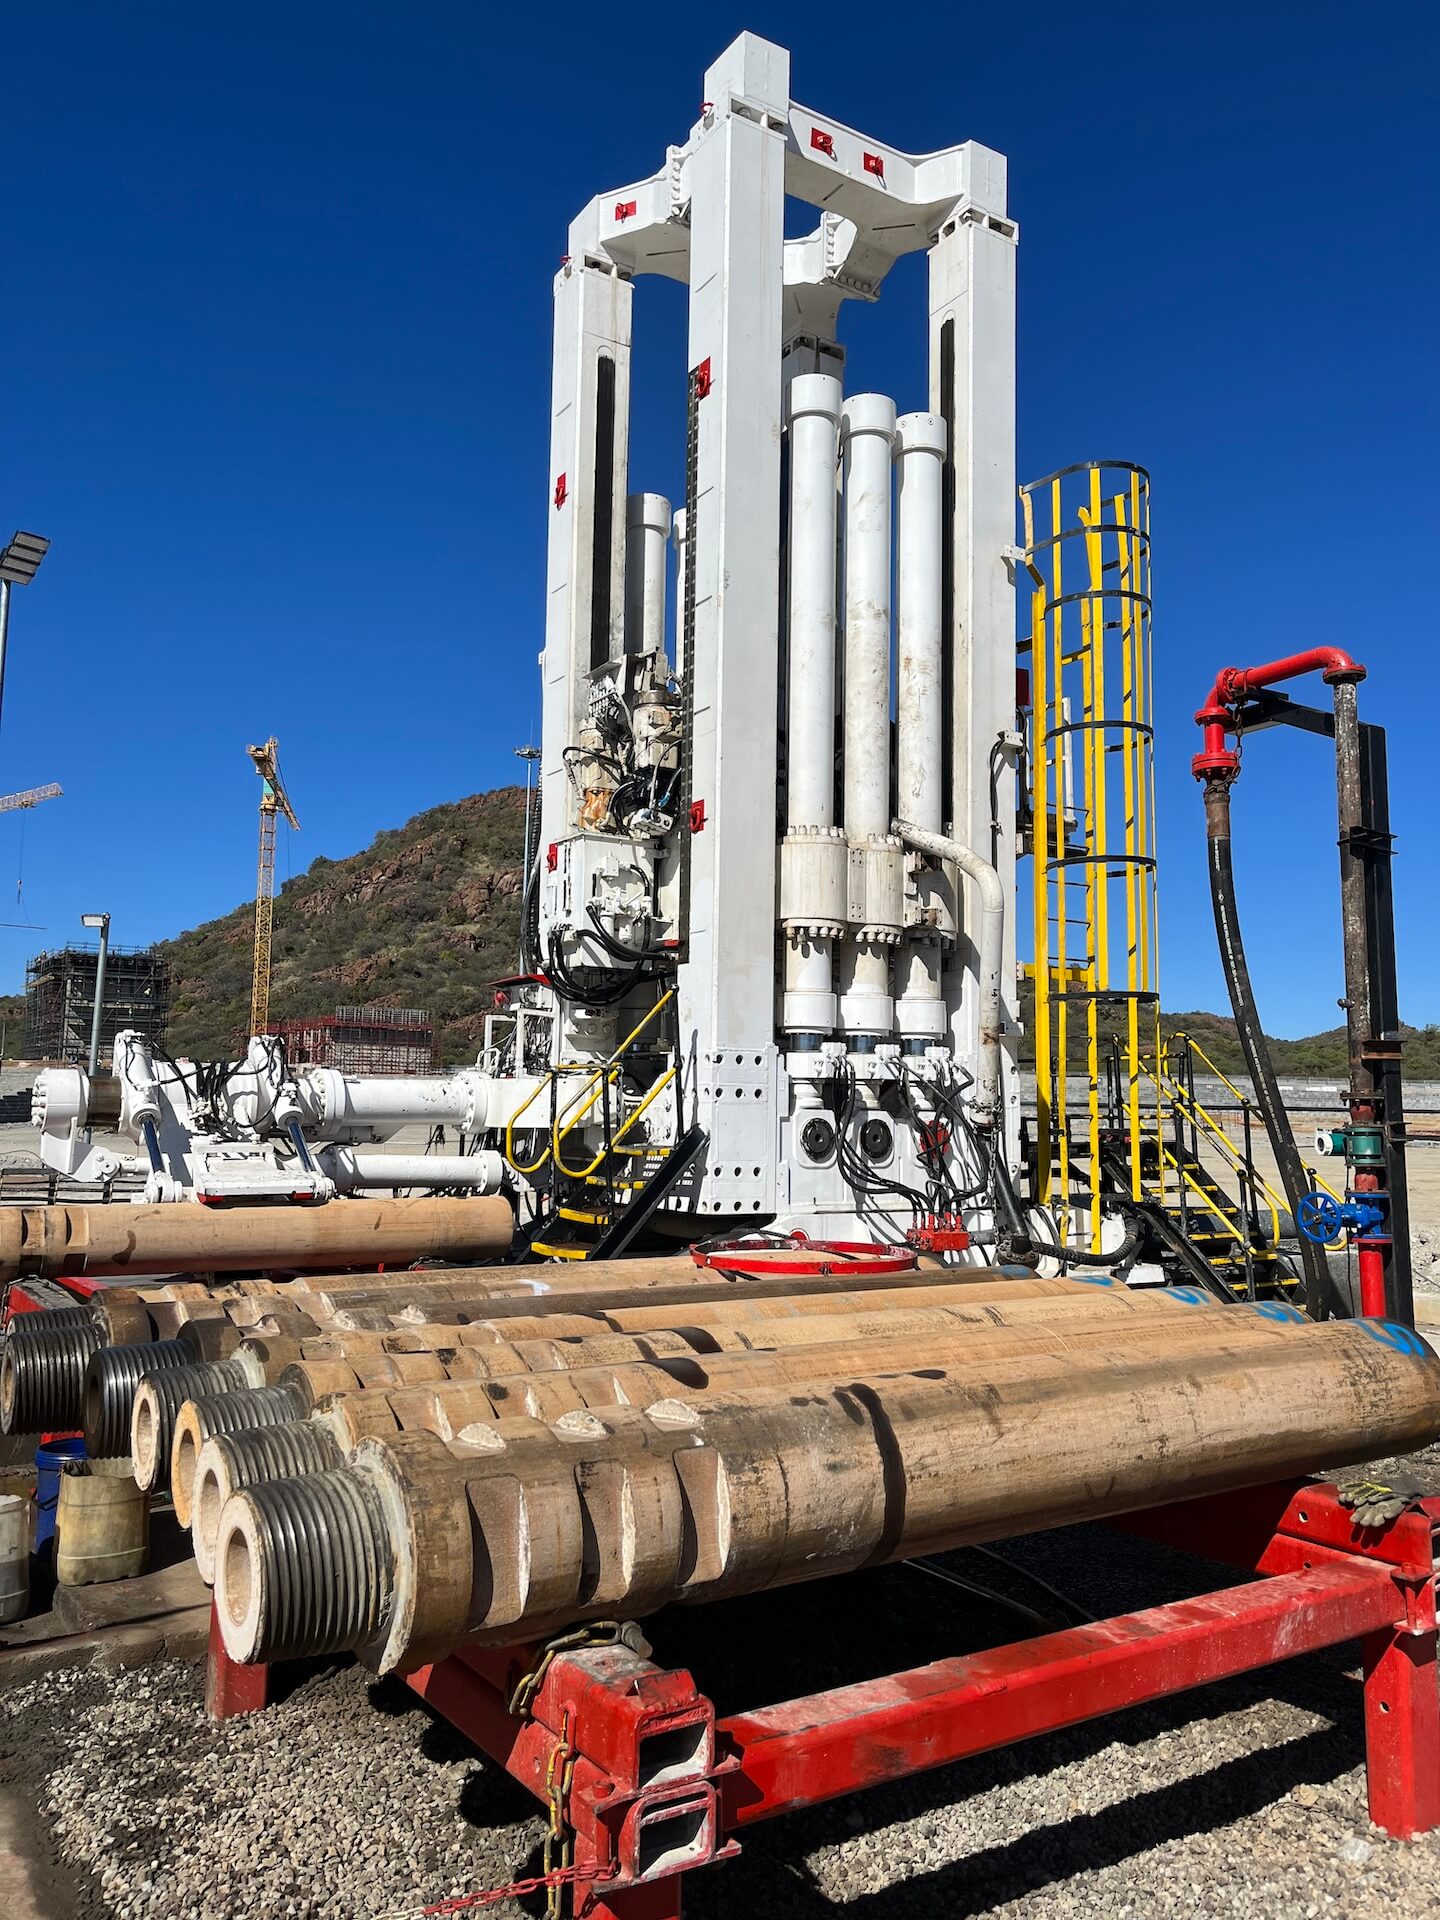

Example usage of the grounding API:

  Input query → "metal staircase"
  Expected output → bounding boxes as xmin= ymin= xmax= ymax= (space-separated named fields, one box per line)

xmin=502 ymin=990 xmax=704 ymax=1262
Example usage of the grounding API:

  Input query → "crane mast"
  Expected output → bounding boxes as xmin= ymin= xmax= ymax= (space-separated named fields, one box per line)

xmin=246 ymin=737 xmax=299 ymax=1037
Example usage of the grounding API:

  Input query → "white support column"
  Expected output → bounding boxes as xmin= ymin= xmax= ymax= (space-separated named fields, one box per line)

xmin=680 ymin=36 xmax=789 ymax=1073
xmin=894 ymin=410 xmax=950 ymax=1047
xmin=928 ymin=182 xmax=1019 ymax=1139
xmin=538 ymin=260 xmax=633 ymax=858
xmin=624 ymin=492 xmax=670 ymax=657
xmin=838 ymin=393 xmax=900 ymax=1045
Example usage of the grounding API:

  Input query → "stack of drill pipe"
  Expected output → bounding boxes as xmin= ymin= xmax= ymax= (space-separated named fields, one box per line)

xmin=0 ymin=1194 xmax=512 ymax=1284
xmin=167 ymin=1275 xmax=1142 ymax=1517
xmin=183 ymin=1289 xmax=1286 ymax=1575
xmin=213 ymin=1315 xmax=1440 ymax=1670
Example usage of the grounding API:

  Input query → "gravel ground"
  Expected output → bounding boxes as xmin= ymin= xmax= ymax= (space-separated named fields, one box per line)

xmin=3 ymin=1511 xmax=1440 ymax=1920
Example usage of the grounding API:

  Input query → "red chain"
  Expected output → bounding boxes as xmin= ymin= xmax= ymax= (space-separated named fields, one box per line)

xmin=419 ymin=1864 xmax=600 ymax=1915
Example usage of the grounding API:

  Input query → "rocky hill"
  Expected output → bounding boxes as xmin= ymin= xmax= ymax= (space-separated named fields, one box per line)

xmin=150 ymin=783 xmax=1438 ymax=1076
xmin=161 ymin=788 xmax=527 ymax=1064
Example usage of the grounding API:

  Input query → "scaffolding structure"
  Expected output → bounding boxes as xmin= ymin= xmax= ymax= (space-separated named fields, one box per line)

xmin=276 ymin=1004 xmax=434 ymax=1076
xmin=24 ymin=945 xmax=170 ymax=1066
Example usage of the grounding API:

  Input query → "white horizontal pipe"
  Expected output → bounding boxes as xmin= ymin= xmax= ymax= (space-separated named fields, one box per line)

xmin=893 ymin=819 xmax=1005 ymax=1125
xmin=319 ymin=1147 xmax=504 ymax=1194
xmin=298 ymin=1070 xmax=492 ymax=1139
xmin=624 ymin=492 xmax=671 ymax=657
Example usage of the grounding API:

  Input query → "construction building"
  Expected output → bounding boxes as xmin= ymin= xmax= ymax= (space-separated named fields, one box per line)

xmin=23 ymin=944 xmax=169 ymax=1066
xmin=275 ymin=1004 xmax=434 ymax=1075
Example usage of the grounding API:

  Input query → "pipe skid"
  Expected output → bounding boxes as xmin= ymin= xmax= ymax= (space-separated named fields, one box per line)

xmin=214 ymin=1317 xmax=1440 ymax=1669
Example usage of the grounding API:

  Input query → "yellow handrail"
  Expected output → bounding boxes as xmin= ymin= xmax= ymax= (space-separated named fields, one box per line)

xmin=556 ymin=1064 xmax=678 ymax=1181
xmin=551 ymin=990 xmax=676 ymax=1178
xmin=1137 ymin=1049 xmax=1346 ymax=1249
xmin=1135 ymin=1056 xmax=1282 ymax=1246
xmin=504 ymin=1075 xmax=557 ymax=1175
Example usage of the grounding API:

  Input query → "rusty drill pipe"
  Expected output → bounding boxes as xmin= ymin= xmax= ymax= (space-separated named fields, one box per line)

xmin=313 ymin=1265 xmax=1072 ymax=1323
xmin=182 ymin=1295 xmax=1247 ymax=1567
xmin=216 ymin=1317 xmax=1440 ymax=1668
xmin=0 ymin=1194 xmax=512 ymax=1284
xmin=315 ymin=1299 xmax=1320 ymax=1443
xmin=171 ymin=1385 xmax=312 ymax=1528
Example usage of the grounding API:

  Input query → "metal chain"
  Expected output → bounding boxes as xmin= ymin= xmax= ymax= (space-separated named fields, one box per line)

xmin=507 ymin=1620 xmax=625 ymax=1721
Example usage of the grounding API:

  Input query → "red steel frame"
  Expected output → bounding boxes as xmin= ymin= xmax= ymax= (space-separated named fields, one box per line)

xmin=206 ymin=1479 xmax=1440 ymax=1916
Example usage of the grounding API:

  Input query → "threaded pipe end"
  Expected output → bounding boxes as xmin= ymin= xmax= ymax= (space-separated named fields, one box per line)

xmin=82 ymin=1340 xmax=192 ymax=1458
xmin=1 ymin=1322 xmax=103 ymax=1434
xmin=130 ymin=1360 xmax=248 ymax=1491
xmin=192 ymin=1420 xmax=344 ymax=1580
xmin=171 ymin=1386 xmax=309 ymax=1528
xmin=216 ymin=1466 xmax=391 ymax=1663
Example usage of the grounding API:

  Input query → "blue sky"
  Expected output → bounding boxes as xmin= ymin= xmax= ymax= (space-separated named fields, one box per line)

xmin=4 ymin=4 xmax=1437 ymax=1034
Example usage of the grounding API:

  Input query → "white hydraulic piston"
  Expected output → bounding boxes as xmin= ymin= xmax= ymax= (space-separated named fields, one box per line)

xmin=895 ymin=411 xmax=949 ymax=1044
xmin=624 ymin=492 xmax=670 ymax=657
xmin=839 ymin=393 xmax=899 ymax=1043
xmin=781 ymin=373 xmax=845 ymax=1038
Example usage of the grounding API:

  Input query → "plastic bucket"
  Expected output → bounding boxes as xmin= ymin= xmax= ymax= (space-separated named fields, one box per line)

xmin=34 ymin=1436 xmax=87 ymax=1549
xmin=0 ymin=1492 xmax=30 ymax=1622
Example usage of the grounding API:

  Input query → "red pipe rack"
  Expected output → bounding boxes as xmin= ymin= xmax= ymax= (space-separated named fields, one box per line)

xmin=206 ymin=1479 xmax=1440 ymax=1916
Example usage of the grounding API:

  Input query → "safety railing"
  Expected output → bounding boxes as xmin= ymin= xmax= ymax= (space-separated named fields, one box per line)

xmin=551 ymin=991 xmax=677 ymax=1180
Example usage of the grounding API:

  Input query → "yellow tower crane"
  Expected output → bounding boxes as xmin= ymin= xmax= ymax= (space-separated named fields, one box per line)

xmin=246 ymin=737 xmax=300 ymax=1037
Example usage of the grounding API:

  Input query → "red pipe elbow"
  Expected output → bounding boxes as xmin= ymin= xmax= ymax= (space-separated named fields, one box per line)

xmin=1192 ymin=647 xmax=1365 ymax=782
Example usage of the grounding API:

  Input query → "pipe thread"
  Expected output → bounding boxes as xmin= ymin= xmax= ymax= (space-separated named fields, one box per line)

xmin=189 ymin=1385 xmax=308 ymax=1449
xmin=132 ymin=1360 xmax=249 ymax=1488
xmin=1 ymin=1322 xmax=103 ymax=1434
xmin=83 ymin=1340 xmax=192 ymax=1458
xmin=230 ymin=1466 xmax=391 ymax=1662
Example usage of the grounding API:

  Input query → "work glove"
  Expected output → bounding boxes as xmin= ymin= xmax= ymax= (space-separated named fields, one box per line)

xmin=1336 ymin=1475 xmax=1424 ymax=1528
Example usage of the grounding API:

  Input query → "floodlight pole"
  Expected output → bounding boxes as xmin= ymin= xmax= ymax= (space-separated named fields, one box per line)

xmin=84 ymin=915 xmax=111 ymax=1079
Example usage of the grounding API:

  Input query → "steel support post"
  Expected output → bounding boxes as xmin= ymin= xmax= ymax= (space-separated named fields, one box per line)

xmin=928 ymin=182 xmax=1021 ymax=1164
xmin=676 ymin=38 xmax=788 ymax=1212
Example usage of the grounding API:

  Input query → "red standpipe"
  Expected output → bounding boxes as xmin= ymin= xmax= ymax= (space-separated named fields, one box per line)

xmin=1192 ymin=646 xmax=1365 ymax=781
xmin=1357 ymin=1238 xmax=1389 ymax=1320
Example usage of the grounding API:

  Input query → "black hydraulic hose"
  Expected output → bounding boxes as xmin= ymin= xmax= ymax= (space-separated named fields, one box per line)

xmin=987 ymin=1134 xmax=1142 ymax=1271
xmin=1203 ymin=777 xmax=1331 ymax=1317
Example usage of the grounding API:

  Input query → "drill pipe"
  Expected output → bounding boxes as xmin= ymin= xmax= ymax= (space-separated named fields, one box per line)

xmin=171 ymin=1386 xmax=311 ymax=1528
xmin=130 ymin=1360 xmax=255 ymax=1491
xmin=265 ymin=1283 xmax=1229 ymax=1399
xmin=193 ymin=1421 xmax=348 ymax=1582
xmin=180 ymin=1297 xmax=1244 ymax=1566
xmin=0 ymin=1194 xmax=512 ymax=1284
xmin=215 ymin=1318 xmax=1440 ymax=1668
xmin=313 ymin=1300 xmax=1314 ymax=1443
xmin=180 ymin=1298 xmax=1295 ymax=1564
xmin=311 ymin=1265 xmax=1066 ymax=1326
